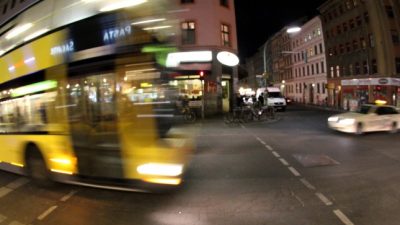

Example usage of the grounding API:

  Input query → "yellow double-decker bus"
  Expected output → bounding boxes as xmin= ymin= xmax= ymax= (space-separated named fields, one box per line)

xmin=0 ymin=0 xmax=193 ymax=191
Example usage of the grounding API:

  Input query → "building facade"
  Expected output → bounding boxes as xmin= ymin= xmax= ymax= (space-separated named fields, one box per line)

xmin=270 ymin=28 xmax=293 ymax=93
xmin=289 ymin=16 xmax=328 ymax=105
xmin=172 ymin=0 xmax=239 ymax=115
xmin=319 ymin=0 xmax=400 ymax=110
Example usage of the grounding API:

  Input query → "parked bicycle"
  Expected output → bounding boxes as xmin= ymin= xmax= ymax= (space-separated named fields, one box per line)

xmin=181 ymin=106 xmax=196 ymax=122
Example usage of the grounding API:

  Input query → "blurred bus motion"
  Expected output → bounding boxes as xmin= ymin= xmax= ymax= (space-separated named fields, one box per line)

xmin=0 ymin=0 xmax=194 ymax=191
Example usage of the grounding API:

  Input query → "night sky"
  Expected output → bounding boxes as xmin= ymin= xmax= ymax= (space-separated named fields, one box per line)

xmin=234 ymin=0 xmax=327 ymax=60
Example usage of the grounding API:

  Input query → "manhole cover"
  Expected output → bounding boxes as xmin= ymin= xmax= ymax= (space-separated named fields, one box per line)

xmin=292 ymin=154 xmax=340 ymax=168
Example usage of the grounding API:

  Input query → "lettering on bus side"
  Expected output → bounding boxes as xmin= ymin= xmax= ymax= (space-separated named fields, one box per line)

xmin=103 ymin=25 xmax=132 ymax=44
xmin=51 ymin=40 xmax=75 ymax=56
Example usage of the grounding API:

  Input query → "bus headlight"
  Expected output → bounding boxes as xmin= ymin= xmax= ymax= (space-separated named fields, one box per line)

xmin=137 ymin=163 xmax=183 ymax=177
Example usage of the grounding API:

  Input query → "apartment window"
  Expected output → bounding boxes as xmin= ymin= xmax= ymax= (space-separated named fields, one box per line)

xmin=221 ymin=24 xmax=231 ymax=46
xmin=371 ymin=59 xmax=378 ymax=74
xmin=349 ymin=19 xmax=355 ymax=29
xmin=346 ymin=0 xmax=352 ymax=9
xmin=349 ymin=64 xmax=354 ymax=75
xmin=363 ymin=61 xmax=368 ymax=74
xmin=353 ymin=39 xmax=359 ymax=50
xmin=396 ymin=58 xmax=400 ymax=73
xmin=220 ymin=0 xmax=229 ymax=7
xmin=339 ymin=5 xmax=344 ymax=14
xmin=343 ymin=22 xmax=348 ymax=32
xmin=307 ymin=65 xmax=310 ymax=76
xmin=339 ymin=44 xmax=345 ymax=54
xmin=321 ymin=62 xmax=325 ymax=73
xmin=317 ymin=83 xmax=320 ymax=94
xmin=353 ymin=0 xmax=358 ymax=6
xmin=316 ymin=63 xmax=320 ymax=74
xmin=355 ymin=62 xmax=361 ymax=74
xmin=181 ymin=21 xmax=196 ymax=45
xmin=391 ymin=30 xmax=399 ymax=44
xmin=303 ymin=67 xmax=305 ymax=77
xmin=11 ymin=0 xmax=16 ymax=9
xmin=315 ymin=45 xmax=318 ymax=55
xmin=342 ymin=66 xmax=347 ymax=76
xmin=336 ymin=65 xmax=341 ymax=77
xmin=360 ymin=37 xmax=367 ymax=49
xmin=322 ymin=83 xmax=326 ymax=94
xmin=319 ymin=43 xmax=323 ymax=53
xmin=330 ymin=66 xmax=334 ymax=77
xmin=317 ymin=28 xmax=321 ymax=36
xmin=181 ymin=0 xmax=194 ymax=3
xmin=356 ymin=16 xmax=362 ymax=26
xmin=386 ymin=6 xmax=394 ymax=18
xmin=364 ymin=12 xmax=369 ymax=23
xmin=369 ymin=34 xmax=375 ymax=47
xmin=346 ymin=42 xmax=351 ymax=52
xmin=312 ymin=64 xmax=315 ymax=75
xmin=337 ymin=25 xmax=342 ymax=34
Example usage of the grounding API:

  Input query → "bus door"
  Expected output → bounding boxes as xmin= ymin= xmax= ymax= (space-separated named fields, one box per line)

xmin=66 ymin=71 xmax=124 ymax=179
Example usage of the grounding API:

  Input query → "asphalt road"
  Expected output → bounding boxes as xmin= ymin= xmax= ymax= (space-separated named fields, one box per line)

xmin=0 ymin=105 xmax=400 ymax=225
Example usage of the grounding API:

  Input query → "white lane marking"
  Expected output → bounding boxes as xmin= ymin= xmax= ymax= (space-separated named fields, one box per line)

xmin=9 ymin=221 xmax=24 ymax=225
xmin=37 ymin=206 xmax=58 ymax=221
xmin=300 ymin=178 xmax=316 ymax=190
xmin=6 ymin=178 xmax=30 ymax=190
xmin=315 ymin=192 xmax=333 ymax=206
xmin=333 ymin=209 xmax=354 ymax=225
xmin=256 ymin=137 xmax=266 ymax=145
xmin=272 ymin=151 xmax=280 ymax=158
xmin=60 ymin=190 xmax=77 ymax=202
xmin=288 ymin=167 xmax=301 ymax=177
xmin=0 ymin=214 xmax=7 ymax=223
xmin=279 ymin=158 xmax=290 ymax=166
xmin=265 ymin=145 xmax=273 ymax=151
xmin=0 ymin=187 xmax=12 ymax=198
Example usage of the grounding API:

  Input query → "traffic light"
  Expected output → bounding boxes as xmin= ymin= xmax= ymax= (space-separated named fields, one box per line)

xmin=199 ymin=71 xmax=205 ymax=80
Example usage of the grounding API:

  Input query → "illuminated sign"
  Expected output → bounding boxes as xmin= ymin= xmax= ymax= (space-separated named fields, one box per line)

xmin=51 ymin=40 xmax=74 ymax=55
xmin=217 ymin=51 xmax=239 ymax=67
xmin=166 ymin=51 xmax=213 ymax=67
xmin=11 ymin=80 xmax=58 ymax=97
xmin=103 ymin=25 xmax=132 ymax=43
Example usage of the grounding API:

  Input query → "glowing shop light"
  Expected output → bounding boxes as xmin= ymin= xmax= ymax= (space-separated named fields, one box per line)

xmin=24 ymin=28 xmax=49 ymax=42
xmin=166 ymin=51 xmax=212 ymax=67
xmin=11 ymin=80 xmax=58 ymax=97
xmin=6 ymin=23 xmax=33 ymax=40
xmin=132 ymin=18 xmax=166 ymax=25
xmin=100 ymin=0 xmax=147 ymax=12
xmin=143 ymin=25 xmax=172 ymax=31
xmin=216 ymin=51 xmax=239 ymax=67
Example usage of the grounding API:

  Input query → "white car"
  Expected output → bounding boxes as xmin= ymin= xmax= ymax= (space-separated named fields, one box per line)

xmin=328 ymin=104 xmax=400 ymax=135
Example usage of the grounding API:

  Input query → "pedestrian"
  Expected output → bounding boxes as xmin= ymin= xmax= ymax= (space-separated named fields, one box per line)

xmin=236 ymin=93 xmax=244 ymax=108
xmin=258 ymin=94 xmax=264 ymax=107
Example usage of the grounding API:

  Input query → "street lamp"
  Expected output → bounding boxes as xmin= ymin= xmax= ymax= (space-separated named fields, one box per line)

xmin=286 ymin=26 xmax=301 ymax=34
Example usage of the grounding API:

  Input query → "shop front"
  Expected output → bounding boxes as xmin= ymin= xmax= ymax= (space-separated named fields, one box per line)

xmin=166 ymin=50 xmax=238 ymax=116
xmin=341 ymin=78 xmax=400 ymax=109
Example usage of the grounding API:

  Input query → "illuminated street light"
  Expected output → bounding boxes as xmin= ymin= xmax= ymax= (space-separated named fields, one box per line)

xmin=286 ymin=27 xmax=301 ymax=34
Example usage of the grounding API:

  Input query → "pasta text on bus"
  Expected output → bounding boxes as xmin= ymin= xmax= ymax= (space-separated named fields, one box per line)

xmin=51 ymin=40 xmax=75 ymax=56
xmin=103 ymin=25 xmax=132 ymax=44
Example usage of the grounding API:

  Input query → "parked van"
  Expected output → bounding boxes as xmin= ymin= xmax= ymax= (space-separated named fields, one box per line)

xmin=257 ymin=87 xmax=287 ymax=111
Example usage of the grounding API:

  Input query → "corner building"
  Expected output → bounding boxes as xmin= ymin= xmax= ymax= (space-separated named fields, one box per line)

xmin=319 ymin=0 xmax=400 ymax=109
xmin=172 ymin=0 xmax=239 ymax=115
